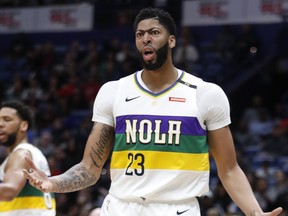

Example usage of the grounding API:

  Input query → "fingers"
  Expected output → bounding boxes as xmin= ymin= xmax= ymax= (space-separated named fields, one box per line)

xmin=22 ymin=169 xmax=30 ymax=178
xmin=22 ymin=169 xmax=46 ymax=192
xmin=24 ymin=156 xmax=38 ymax=170
xmin=22 ymin=169 xmax=34 ymax=182
xmin=23 ymin=156 xmax=37 ymax=178
xmin=259 ymin=207 xmax=283 ymax=216
xmin=22 ymin=157 xmax=51 ymax=193
xmin=22 ymin=168 xmax=36 ymax=183
xmin=272 ymin=207 xmax=283 ymax=216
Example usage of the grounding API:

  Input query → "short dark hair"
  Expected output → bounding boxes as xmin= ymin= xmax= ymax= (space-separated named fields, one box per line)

xmin=1 ymin=100 xmax=34 ymax=129
xmin=133 ymin=7 xmax=176 ymax=36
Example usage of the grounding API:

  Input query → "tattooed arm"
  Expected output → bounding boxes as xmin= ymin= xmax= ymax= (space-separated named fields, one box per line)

xmin=23 ymin=122 xmax=114 ymax=193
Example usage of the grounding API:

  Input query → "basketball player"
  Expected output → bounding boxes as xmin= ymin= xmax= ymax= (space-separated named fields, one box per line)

xmin=0 ymin=100 xmax=56 ymax=215
xmin=24 ymin=7 xmax=282 ymax=216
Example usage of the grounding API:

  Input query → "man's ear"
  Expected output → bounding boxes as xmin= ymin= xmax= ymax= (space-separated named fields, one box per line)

xmin=169 ymin=35 xmax=176 ymax=48
xmin=20 ymin=121 xmax=29 ymax=132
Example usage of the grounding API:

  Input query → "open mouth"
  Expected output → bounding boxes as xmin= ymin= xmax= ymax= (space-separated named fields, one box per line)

xmin=143 ymin=46 xmax=155 ymax=61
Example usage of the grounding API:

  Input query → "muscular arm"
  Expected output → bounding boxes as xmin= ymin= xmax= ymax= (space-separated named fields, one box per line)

xmin=51 ymin=122 xmax=114 ymax=193
xmin=208 ymin=126 xmax=263 ymax=215
xmin=50 ymin=122 xmax=114 ymax=193
xmin=0 ymin=149 xmax=31 ymax=201
xmin=25 ymin=122 xmax=114 ymax=193
xmin=199 ymin=81 xmax=281 ymax=215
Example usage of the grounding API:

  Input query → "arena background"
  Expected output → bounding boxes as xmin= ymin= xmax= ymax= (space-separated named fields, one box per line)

xmin=0 ymin=1 xmax=288 ymax=215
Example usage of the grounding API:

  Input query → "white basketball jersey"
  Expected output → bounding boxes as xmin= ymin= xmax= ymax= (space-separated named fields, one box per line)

xmin=93 ymin=70 xmax=231 ymax=203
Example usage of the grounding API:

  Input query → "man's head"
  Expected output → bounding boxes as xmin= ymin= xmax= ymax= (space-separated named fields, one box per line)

xmin=134 ymin=8 xmax=177 ymax=71
xmin=133 ymin=7 xmax=176 ymax=37
xmin=0 ymin=100 xmax=34 ymax=147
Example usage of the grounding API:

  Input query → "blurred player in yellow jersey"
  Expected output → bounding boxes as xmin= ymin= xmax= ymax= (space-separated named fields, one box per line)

xmin=0 ymin=100 xmax=56 ymax=215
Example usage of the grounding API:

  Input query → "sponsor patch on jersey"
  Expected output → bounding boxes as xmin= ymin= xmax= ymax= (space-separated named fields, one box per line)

xmin=169 ymin=97 xmax=186 ymax=102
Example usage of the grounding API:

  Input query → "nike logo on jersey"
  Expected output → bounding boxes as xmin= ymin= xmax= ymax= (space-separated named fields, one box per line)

xmin=176 ymin=209 xmax=190 ymax=215
xmin=125 ymin=96 xmax=140 ymax=102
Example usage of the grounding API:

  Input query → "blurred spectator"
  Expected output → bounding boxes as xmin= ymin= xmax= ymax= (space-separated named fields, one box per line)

xmin=47 ymin=156 xmax=62 ymax=176
xmin=38 ymin=42 xmax=57 ymax=81
xmin=263 ymin=118 xmax=288 ymax=155
xmin=7 ymin=32 xmax=33 ymax=58
xmin=82 ymin=69 xmax=101 ymax=106
xmin=57 ymin=72 xmax=78 ymax=99
xmin=43 ymin=75 xmax=60 ymax=103
xmin=253 ymin=177 xmax=274 ymax=212
xmin=241 ymin=94 xmax=266 ymax=126
xmin=54 ymin=193 xmax=70 ymax=216
xmin=233 ymin=119 xmax=255 ymax=147
xmin=67 ymin=40 xmax=85 ymax=65
xmin=35 ymin=130 xmax=56 ymax=157
xmin=173 ymin=26 xmax=199 ymax=73
xmin=99 ymin=51 xmax=121 ymax=83
xmin=28 ymin=44 xmax=44 ymax=78
xmin=115 ymin=41 xmax=139 ymax=76
xmin=267 ymin=170 xmax=288 ymax=203
xmin=115 ymin=42 xmax=135 ymax=64
xmin=213 ymin=181 xmax=233 ymax=213
xmin=74 ymin=188 xmax=96 ymax=216
xmin=241 ymin=95 xmax=273 ymax=145
xmin=4 ymin=75 xmax=24 ymax=100
xmin=53 ymin=146 xmax=66 ymax=172
xmin=60 ymin=129 xmax=82 ymax=170
xmin=80 ymin=41 xmax=101 ymax=72
xmin=199 ymin=190 xmax=225 ymax=216
xmin=50 ymin=117 xmax=66 ymax=145
xmin=206 ymin=207 xmax=223 ymax=216
xmin=37 ymin=103 xmax=57 ymax=129
xmin=255 ymin=159 xmax=278 ymax=181
xmin=69 ymin=86 xmax=88 ymax=110
xmin=213 ymin=25 xmax=237 ymax=61
xmin=248 ymin=108 xmax=276 ymax=139
xmin=21 ymin=75 xmax=44 ymax=102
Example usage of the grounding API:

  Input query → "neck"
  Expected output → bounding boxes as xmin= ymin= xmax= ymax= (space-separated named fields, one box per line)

xmin=142 ymin=62 xmax=178 ymax=94
xmin=8 ymin=137 xmax=28 ymax=152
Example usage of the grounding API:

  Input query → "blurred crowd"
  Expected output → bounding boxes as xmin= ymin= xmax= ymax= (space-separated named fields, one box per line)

xmin=0 ymin=29 xmax=143 ymax=215
xmin=0 ymin=8 xmax=288 ymax=216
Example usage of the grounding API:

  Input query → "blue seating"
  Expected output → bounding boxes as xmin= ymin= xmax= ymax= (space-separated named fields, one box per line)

xmin=0 ymin=70 xmax=13 ymax=83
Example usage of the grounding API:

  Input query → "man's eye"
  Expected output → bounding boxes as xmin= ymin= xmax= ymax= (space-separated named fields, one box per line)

xmin=136 ymin=32 xmax=143 ymax=38
xmin=3 ymin=118 xmax=12 ymax=122
xmin=152 ymin=31 xmax=159 ymax=35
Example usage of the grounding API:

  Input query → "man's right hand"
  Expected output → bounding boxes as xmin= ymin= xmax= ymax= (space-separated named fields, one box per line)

xmin=23 ymin=156 xmax=54 ymax=193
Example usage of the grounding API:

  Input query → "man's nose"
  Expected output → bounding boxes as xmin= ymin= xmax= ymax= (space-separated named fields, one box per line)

xmin=0 ymin=119 xmax=4 ymax=127
xmin=143 ymin=32 xmax=151 ymax=44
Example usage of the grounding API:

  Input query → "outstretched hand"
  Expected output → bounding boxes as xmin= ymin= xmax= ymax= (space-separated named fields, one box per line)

xmin=258 ymin=207 xmax=283 ymax=216
xmin=23 ymin=156 xmax=54 ymax=193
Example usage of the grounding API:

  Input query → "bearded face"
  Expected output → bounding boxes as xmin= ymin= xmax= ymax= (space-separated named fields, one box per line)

xmin=0 ymin=107 xmax=22 ymax=148
xmin=137 ymin=41 xmax=169 ymax=71
xmin=0 ymin=129 xmax=18 ymax=147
